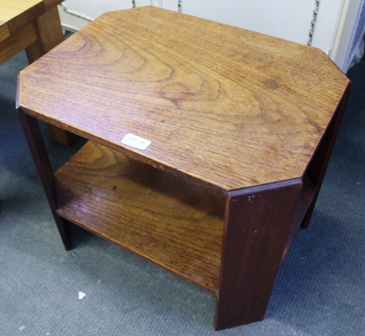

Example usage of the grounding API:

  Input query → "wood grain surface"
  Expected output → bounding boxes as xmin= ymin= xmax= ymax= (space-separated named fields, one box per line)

xmin=17 ymin=7 xmax=352 ymax=329
xmin=0 ymin=0 xmax=42 ymax=26
xmin=55 ymin=141 xmax=225 ymax=292
xmin=0 ymin=22 xmax=38 ymax=63
xmin=18 ymin=6 xmax=350 ymax=192
xmin=0 ymin=24 xmax=10 ymax=42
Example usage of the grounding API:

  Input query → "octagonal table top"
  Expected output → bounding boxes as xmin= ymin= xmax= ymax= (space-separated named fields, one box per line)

xmin=18 ymin=6 xmax=351 ymax=192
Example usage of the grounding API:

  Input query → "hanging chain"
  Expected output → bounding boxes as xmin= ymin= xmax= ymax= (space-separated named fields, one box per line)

xmin=307 ymin=0 xmax=320 ymax=45
xmin=132 ymin=0 xmax=180 ymax=11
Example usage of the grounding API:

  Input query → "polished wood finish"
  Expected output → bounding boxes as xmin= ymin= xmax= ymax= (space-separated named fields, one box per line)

xmin=17 ymin=7 xmax=351 ymax=330
xmin=0 ymin=0 xmax=76 ymax=145
xmin=216 ymin=180 xmax=302 ymax=329
xmin=55 ymin=140 xmax=225 ymax=292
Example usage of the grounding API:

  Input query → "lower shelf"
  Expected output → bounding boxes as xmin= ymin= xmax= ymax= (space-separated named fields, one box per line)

xmin=55 ymin=141 xmax=225 ymax=293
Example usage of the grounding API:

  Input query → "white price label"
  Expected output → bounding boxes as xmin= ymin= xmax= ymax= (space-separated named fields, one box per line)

xmin=121 ymin=133 xmax=151 ymax=150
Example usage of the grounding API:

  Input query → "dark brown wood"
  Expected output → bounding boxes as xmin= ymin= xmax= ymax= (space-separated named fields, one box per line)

xmin=215 ymin=180 xmax=302 ymax=330
xmin=17 ymin=6 xmax=350 ymax=192
xmin=280 ymin=84 xmax=352 ymax=257
xmin=301 ymin=83 xmax=352 ymax=228
xmin=16 ymin=107 xmax=71 ymax=250
xmin=55 ymin=141 xmax=225 ymax=292
xmin=16 ymin=6 xmax=351 ymax=330
xmin=283 ymin=174 xmax=317 ymax=257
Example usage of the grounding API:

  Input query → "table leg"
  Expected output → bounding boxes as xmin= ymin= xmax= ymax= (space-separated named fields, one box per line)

xmin=17 ymin=107 xmax=72 ymax=250
xmin=301 ymin=84 xmax=352 ymax=229
xmin=25 ymin=7 xmax=77 ymax=146
xmin=215 ymin=180 xmax=302 ymax=330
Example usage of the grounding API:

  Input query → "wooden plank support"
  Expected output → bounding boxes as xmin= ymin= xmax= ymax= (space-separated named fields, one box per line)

xmin=16 ymin=105 xmax=72 ymax=250
xmin=215 ymin=179 xmax=302 ymax=330
xmin=301 ymin=83 xmax=352 ymax=228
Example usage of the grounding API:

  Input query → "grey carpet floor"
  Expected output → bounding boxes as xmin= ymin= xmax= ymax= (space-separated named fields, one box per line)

xmin=1 ymin=50 xmax=365 ymax=336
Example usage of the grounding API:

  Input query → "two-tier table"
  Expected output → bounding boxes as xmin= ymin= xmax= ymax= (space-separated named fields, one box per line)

xmin=16 ymin=6 xmax=351 ymax=330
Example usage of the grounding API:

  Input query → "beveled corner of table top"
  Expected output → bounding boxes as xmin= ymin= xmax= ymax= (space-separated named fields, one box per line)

xmin=18 ymin=6 xmax=351 ymax=193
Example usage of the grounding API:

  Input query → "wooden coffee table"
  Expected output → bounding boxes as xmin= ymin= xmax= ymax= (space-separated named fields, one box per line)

xmin=0 ymin=0 xmax=75 ymax=145
xmin=16 ymin=7 xmax=351 ymax=330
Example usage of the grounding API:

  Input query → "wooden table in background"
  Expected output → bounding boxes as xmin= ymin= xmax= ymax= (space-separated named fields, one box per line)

xmin=0 ymin=0 xmax=75 ymax=145
xmin=16 ymin=7 xmax=351 ymax=330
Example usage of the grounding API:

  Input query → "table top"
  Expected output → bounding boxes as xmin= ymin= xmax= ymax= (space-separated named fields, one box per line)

xmin=0 ymin=0 xmax=62 ymax=27
xmin=18 ymin=6 xmax=350 ymax=193
xmin=0 ymin=0 xmax=39 ymax=26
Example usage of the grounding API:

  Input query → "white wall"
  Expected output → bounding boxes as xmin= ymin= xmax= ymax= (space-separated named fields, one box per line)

xmin=60 ymin=0 xmax=315 ymax=43
xmin=312 ymin=0 xmax=344 ymax=56
xmin=58 ymin=0 xmax=358 ymax=72
xmin=183 ymin=0 xmax=314 ymax=44
xmin=327 ymin=0 xmax=365 ymax=72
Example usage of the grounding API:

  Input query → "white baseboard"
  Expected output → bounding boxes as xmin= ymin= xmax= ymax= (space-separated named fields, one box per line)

xmin=58 ymin=5 xmax=92 ymax=31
